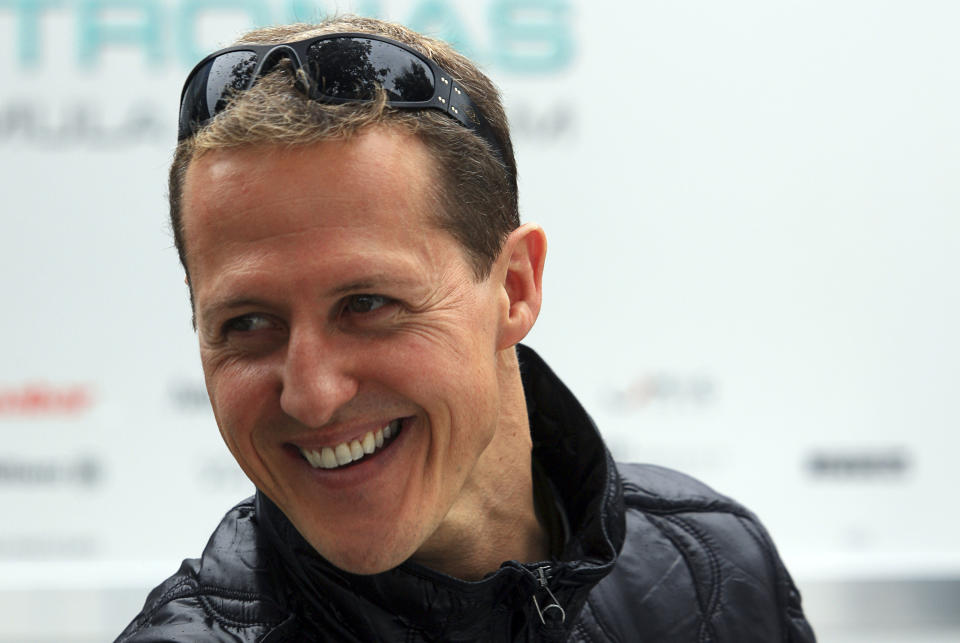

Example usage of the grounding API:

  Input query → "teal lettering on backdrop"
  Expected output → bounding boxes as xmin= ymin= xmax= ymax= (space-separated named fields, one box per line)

xmin=284 ymin=0 xmax=381 ymax=23
xmin=77 ymin=0 xmax=163 ymax=65
xmin=0 ymin=0 xmax=573 ymax=72
xmin=489 ymin=0 xmax=572 ymax=73
xmin=0 ymin=0 xmax=62 ymax=65
xmin=405 ymin=0 xmax=473 ymax=59
xmin=284 ymin=0 xmax=328 ymax=22
xmin=176 ymin=0 xmax=270 ymax=65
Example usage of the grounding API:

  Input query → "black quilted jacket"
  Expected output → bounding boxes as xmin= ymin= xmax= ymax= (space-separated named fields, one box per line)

xmin=118 ymin=346 xmax=816 ymax=642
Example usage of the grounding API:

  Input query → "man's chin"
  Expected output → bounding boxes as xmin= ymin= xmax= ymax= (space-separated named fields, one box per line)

xmin=296 ymin=517 xmax=427 ymax=575
xmin=313 ymin=539 xmax=416 ymax=576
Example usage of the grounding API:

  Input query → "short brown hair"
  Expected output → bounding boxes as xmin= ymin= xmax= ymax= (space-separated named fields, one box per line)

xmin=170 ymin=16 xmax=518 ymax=287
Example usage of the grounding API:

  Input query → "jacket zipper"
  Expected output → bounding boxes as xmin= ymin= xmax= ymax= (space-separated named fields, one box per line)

xmin=531 ymin=565 xmax=566 ymax=625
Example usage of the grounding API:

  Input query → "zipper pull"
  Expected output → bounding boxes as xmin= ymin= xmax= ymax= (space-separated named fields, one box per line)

xmin=532 ymin=565 xmax=566 ymax=625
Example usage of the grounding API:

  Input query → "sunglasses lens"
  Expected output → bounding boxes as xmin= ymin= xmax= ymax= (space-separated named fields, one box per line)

xmin=179 ymin=50 xmax=259 ymax=139
xmin=306 ymin=37 xmax=435 ymax=102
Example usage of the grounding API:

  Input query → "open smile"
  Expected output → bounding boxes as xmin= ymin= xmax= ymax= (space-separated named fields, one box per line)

xmin=296 ymin=418 xmax=403 ymax=470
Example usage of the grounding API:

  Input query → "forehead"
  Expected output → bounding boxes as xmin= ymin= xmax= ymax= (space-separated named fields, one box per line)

xmin=180 ymin=128 xmax=475 ymax=308
xmin=182 ymin=128 xmax=439 ymax=247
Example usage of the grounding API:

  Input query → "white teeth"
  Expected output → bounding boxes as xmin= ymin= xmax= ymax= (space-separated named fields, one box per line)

xmin=302 ymin=449 xmax=323 ymax=468
xmin=300 ymin=419 xmax=403 ymax=469
xmin=320 ymin=447 xmax=337 ymax=469
xmin=349 ymin=440 xmax=364 ymax=460
xmin=335 ymin=443 xmax=353 ymax=466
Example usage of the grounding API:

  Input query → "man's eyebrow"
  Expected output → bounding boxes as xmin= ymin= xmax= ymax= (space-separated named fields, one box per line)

xmin=198 ymin=298 xmax=270 ymax=326
xmin=327 ymin=274 xmax=420 ymax=296
xmin=199 ymin=275 xmax=421 ymax=321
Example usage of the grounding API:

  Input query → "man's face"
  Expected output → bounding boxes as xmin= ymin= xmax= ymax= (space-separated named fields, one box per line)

xmin=182 ymin=128 xmax=510 ymax=574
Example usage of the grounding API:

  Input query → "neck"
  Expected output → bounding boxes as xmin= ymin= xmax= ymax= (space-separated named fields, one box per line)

xmin=410 ymin=347 xmax=548 ymax=580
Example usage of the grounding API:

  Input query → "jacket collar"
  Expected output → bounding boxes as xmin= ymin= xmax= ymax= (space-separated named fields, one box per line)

xmin=256 ymin=344 xmax=626 ymax=640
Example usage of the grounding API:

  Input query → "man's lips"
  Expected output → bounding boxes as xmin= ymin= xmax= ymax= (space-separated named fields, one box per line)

xmin=292 ymin=418 xmax=403 ymax=470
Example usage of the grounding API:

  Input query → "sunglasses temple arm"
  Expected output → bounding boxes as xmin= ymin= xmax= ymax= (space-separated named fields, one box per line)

xmin=446 ymin=79 xmax=507 ymax=165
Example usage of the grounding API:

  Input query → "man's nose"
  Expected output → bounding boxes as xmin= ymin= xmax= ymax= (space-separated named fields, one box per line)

xmin=279 ymin=328 xmax=359 ymax=428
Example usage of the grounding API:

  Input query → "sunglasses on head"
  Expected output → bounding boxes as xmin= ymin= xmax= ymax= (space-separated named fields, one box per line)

xmin=178 ymin=32 xmax=506 ymax=162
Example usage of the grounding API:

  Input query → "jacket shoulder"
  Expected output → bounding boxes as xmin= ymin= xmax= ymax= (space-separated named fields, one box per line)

xmin=617 ymin=461 xmax=743 ymax=510
xmin=581 ymin=463 xmax=815 ymax=643
xmin=115 ymin=497 xmax=298 ymax=642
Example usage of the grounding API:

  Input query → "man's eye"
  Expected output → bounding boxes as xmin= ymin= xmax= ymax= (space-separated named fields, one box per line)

xmin=223 ymin=314 xmax=274 ymax=334
xmin=343 ymin=294 xmax=391 ymax=314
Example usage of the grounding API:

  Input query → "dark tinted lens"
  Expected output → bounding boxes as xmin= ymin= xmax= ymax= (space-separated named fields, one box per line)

xmin=179 ymin=50 xmax=258 ymax=139
xmin=206 ymin=51 xmax=259 ymax=112
xmin=305 ymin=38 xmax=435 ymax=102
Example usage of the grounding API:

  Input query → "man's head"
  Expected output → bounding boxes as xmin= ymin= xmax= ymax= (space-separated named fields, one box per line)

xmin=170 ymin=16 xmax=519 ymax=288
xmin=175 ymin=17 xmax=548 ymax=577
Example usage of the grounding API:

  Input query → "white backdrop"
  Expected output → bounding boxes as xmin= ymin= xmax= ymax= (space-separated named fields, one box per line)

xmin=1 ymin=0 xmax=958 ymax=635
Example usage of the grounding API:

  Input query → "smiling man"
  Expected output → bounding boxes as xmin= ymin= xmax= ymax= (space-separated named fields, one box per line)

xmin=186 ymin=132 xmax=546 ymax=580
xmin=118 ymin=16 xmax=815 ymax=643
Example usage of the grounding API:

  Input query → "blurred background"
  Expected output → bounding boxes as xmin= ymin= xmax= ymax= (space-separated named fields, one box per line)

xmin=1 ymin=0 xmax=958 ymax=640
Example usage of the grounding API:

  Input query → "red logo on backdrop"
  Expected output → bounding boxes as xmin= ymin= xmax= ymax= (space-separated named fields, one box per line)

xmin=0 ymin=383 xmax=92 ymax=416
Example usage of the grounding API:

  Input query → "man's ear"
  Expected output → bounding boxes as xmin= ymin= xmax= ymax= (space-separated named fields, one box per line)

xmin=495 ymin=223 xmax=547 ymax=350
